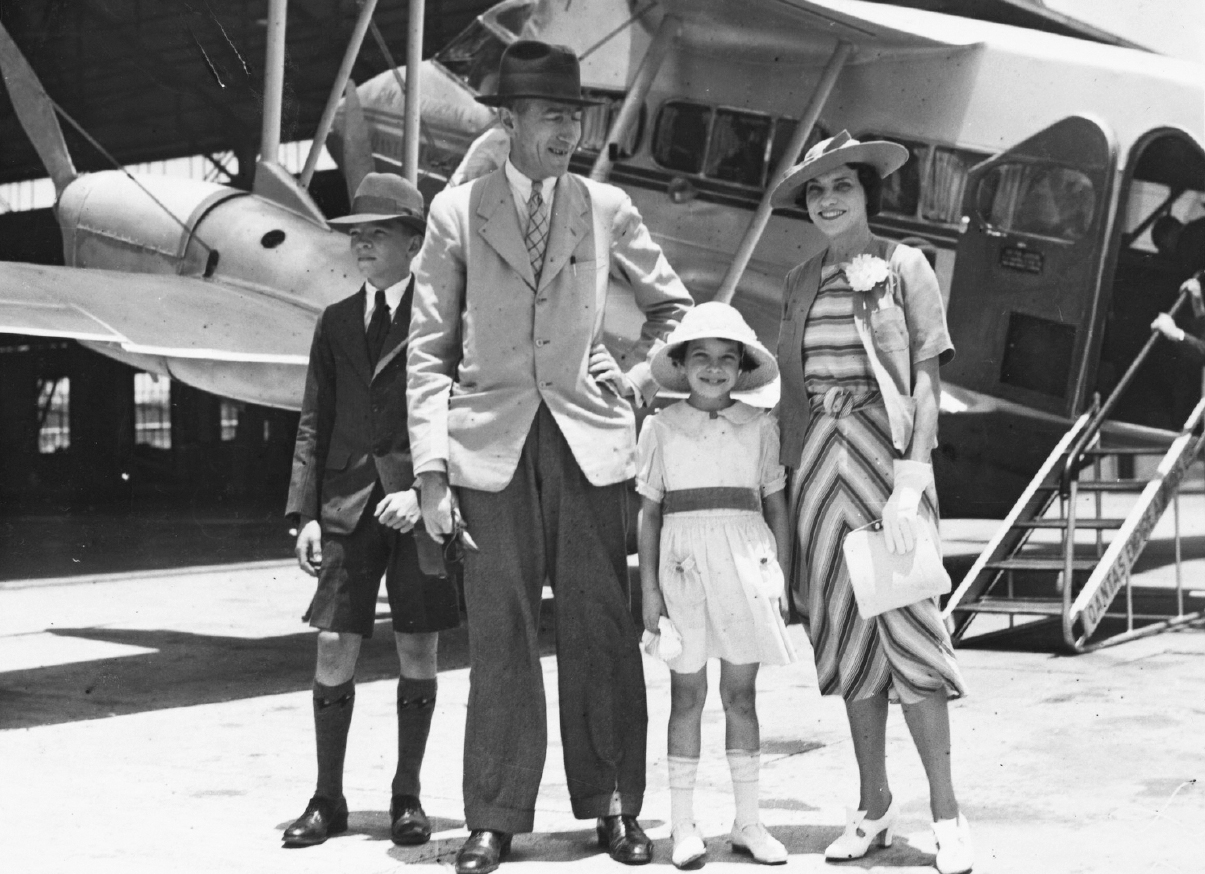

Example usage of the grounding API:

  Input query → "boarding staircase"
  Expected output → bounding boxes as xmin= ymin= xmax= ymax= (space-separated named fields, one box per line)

xmin=945 ymin=291 xmax=1205 ymax=652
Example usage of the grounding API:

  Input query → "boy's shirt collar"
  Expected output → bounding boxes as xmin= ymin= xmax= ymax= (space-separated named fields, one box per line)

xmin=363 ymin=274 xmax=412 ymax=327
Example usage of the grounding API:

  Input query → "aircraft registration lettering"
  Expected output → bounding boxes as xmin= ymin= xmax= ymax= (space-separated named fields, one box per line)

xmin=999 ymin=246 xmax=1043 ymax=274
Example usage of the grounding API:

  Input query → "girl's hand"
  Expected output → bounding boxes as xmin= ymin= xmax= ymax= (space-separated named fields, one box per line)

xmin=642 ymin=587 xmax=666 ymax=635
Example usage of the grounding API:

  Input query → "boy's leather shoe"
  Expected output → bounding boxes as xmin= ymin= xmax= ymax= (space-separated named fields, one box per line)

xmin=282 ymin=795 xmax=349 ymax=847
xmin=390 ymin=794 xmax=432 ymax=845
xmin=455 ymin=829 xmax=511 ymax=874
xmin=597 ymin=815 xmax=653 ymax=865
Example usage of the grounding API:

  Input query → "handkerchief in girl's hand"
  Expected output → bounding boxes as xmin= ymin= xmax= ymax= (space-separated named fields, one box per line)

xmin=640 ymin=616 xmax=684 ymax=662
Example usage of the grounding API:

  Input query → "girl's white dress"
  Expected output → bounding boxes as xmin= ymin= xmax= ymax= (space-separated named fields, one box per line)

xmin=636 ymin=401 xmax=797 ymax=673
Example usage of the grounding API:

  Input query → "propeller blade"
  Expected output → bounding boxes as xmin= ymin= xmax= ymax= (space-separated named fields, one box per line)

xmin=340 ymin=79 xmax=375 ymax=202
xmin=0 ymin=23 xmax=77 ymax=195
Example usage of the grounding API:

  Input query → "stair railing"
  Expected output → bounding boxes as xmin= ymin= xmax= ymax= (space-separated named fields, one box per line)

xmin=1060 ymin=288 xmax=1191 ymax=495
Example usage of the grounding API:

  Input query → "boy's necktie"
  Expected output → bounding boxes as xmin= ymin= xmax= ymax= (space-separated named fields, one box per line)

xmin=524 ymin=185 xmax=549 ymax=282
xmin=366 ymin=289 xmax=391 ymax=368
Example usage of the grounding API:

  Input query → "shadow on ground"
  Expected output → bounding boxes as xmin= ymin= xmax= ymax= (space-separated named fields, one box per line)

xmin=0 ymin=603 xmax=559 ymax=730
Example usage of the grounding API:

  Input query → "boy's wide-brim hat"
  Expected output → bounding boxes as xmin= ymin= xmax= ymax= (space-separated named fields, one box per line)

xmin=771 ymin=130 xmax=909 ymax=208
xmin=476 ymin=40 xmax=603 ymax=107
xmin=651 ymin=302 xmax=779 ymax=393
xmin=327 ymin=172 xmax=426 ymax=231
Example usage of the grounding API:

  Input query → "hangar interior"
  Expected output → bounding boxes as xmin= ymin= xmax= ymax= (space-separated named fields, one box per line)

xmin=0 ymin=0 xmax=491 ymax=511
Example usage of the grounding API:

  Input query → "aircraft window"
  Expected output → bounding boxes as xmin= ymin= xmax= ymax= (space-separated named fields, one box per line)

xmin=489 ymin=1 xmax=535 ymax=38
xmin=653 ymin=101 xmax=711 ymax=175
xmin=134 ymin=372 xmax=172 ymax=450
xmin=921 ymin=146 xmax=985 ymax=224
xmin=578 ymin=89 xmax=644 ymax=159
xmin=876 ymin=137 xmax=925 ymax=218
xmin=768 ymin=120 xmax=829 ymax=178
xmin=36 ymin=377 xmax=70 ymax=453
xmin=432 ymin=21 xmax=508 ymax=94
xmin=977 ymin=163 xmax=1096 ymax=241
xmin=705 ymin=110 xmax=772 ymax=187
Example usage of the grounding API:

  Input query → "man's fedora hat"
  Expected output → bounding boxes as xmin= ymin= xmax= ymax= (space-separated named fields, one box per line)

xmin=476 ymin=40 xmax=602 ymax=107
xmin=328 ymin=172 xmax=426 ymax=232
xmin=651 ymin=302 xmax=779 ymax=393
xmin=771 ymin=131 xmax=909 ymax=208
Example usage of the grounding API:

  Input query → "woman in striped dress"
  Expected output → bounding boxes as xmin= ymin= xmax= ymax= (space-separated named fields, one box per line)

xmin=770 ymin=133 xmax=973 ymax=874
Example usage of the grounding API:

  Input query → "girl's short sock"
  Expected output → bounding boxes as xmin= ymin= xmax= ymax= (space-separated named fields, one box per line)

xmin=726 ymin=748 xmax=761 ymax=828
xmin=668 ymin=755 xmax=700 ymax=829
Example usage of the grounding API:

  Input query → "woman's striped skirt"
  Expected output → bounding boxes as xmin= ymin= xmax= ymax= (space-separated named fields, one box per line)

xmin=789 ymin=399 xmax=966 ymax=703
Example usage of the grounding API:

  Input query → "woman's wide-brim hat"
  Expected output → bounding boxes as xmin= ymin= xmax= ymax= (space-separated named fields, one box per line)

xmin=651 ymin=302 xmax=779 ymax=393
xmin=476 ymin=40 xmax=603 ymax=107
xmin=327 ymin=172 xmax=426 ymax=232
xmin=771 ymin=131 xmax=909 ymax=208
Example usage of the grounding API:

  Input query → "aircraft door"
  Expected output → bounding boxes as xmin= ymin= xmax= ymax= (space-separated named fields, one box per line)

xmin=944 ymin=116 xmax=1117 ymax=417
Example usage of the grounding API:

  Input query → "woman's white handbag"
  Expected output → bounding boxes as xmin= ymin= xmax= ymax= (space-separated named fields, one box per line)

xmin=841 ymin=521 xmax=951 ymax=618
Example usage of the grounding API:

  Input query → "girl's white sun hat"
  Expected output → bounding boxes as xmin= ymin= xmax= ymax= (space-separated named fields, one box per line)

xmin=650 ymin=301 xmax=779 ymax=393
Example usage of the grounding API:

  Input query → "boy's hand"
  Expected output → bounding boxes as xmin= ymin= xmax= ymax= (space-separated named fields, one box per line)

xmin=642 ymin=587 xmax=666 ymax=635
xmin=1152 ymin=312 xmax=1183 ymax=340
xmin=295 ymin=520 xmax=323 ymax=576
xmin=375 ymin=489 xmax=421 ymax=533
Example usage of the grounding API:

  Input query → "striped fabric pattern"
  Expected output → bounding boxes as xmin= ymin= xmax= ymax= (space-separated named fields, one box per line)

xmin=790 ymin=279 xmax=966 ymax=703
xmin=801 ymin=266 xmax=877 ymax=397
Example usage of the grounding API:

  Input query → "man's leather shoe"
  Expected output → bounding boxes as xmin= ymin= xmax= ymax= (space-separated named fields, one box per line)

xmin=390 ymin=794 xmax=432 ymax=845
xmin=597 ymin=815 xmax=653 ymax=865
xmin=282 ymin=795 xmax=349 ymax=847
xmin=455 ymin=829 xmax=511 ymax=874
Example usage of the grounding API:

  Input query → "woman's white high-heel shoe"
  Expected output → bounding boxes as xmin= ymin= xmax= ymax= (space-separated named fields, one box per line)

xmin=932 ymin=814 xmax=974 ymax=874
xmin=730 ymin=822 xmax=788 ymax=865
xmin=823 ymin=800 xmax=897 ymax=861
xmin=671 ymin=823 xmax=706 ymax=869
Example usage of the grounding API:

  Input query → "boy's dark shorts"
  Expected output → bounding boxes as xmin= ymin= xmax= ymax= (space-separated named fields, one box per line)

xmin=303 ymin=506 xmax=461 ymax=637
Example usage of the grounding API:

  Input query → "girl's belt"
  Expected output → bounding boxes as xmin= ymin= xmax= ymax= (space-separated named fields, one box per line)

xmin=662 ymin=487 xmax=761 ymax=514
xmin=807 ymin=387 xmax=882 ymax=418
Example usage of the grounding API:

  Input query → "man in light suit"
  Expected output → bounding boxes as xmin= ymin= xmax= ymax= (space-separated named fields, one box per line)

xmin=407 ymin=40 xmax=693 ymax=874
xmin=283 ymin=173 xmax=460 ymax=849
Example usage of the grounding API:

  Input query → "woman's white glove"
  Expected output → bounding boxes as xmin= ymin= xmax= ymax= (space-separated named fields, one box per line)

xmin=881 ymin=460 xmax=932 ymax=554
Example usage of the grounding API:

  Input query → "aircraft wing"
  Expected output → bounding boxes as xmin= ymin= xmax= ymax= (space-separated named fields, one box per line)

xmin=0 ymin=261 xmax=315 ymax=363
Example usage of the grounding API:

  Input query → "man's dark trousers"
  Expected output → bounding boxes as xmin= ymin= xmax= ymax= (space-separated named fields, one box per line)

xmin=456 ymin=404 xmax=647 ymax=834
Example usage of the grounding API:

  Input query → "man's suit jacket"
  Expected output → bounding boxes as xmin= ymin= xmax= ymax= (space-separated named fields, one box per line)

xmin=407 ymin=167 xmax=692 ymax=492
xmin=286 ymin=282 xmax=415 ymax=534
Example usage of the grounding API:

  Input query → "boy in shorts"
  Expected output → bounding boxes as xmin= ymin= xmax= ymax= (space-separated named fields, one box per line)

xmin=283 ymin=173 xmax=459 ymax=848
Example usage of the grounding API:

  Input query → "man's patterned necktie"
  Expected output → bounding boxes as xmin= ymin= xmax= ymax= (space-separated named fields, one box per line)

xmin=524 ymin=184 xmax=549 ymax=282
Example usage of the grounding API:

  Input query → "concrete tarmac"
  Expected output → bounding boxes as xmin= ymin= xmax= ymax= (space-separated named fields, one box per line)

xmin=3 ymin=509 xmax=1205 ymax=874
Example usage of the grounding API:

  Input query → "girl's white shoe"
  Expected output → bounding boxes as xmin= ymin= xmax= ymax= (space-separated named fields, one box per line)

xmin=823 ymin=800 xmax=897 ymax=861
xmin=932 ymin=814 xmax=974 ymax=874
xmin=730 ymin=822 xmax=788 ymax=865
xmin=671 ymin=823 xmax=706 ymax=869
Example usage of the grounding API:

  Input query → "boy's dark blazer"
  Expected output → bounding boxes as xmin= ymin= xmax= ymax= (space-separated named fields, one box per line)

xmin=286 ymin=280 xmax=414 ymax=534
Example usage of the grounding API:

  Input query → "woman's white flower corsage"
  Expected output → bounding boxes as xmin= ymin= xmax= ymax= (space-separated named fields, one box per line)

xmin=844 ymin=254 xmax=890 ymax=293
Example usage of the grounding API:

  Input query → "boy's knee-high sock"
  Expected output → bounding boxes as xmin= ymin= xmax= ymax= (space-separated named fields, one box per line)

xmin=668 ymin=755 xmax=700 ymax=829
xmin=314 ymin=678 xmax=355 ymax=800
xmin=726 ymin=749 xmax=761 ymax=827
xmin=392 ymin=676 xmax=437 ymax=798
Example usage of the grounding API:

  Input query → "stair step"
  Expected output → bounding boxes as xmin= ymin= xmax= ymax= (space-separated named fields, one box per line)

xmin=952 ymin=597 xmax=1065 ymax=616
xmin=1014 ymin=518 xmax=1126 ymax=530
xmin=1074 ymin=481 xmax=1149 ymax=492
xmin=985 ymin=558 xmax=1097 ymax=572
xmin=1081 ymin=446 xmax=1169 ymax=456
xmin=1037 ymin=481 xmax=1148 ymax=493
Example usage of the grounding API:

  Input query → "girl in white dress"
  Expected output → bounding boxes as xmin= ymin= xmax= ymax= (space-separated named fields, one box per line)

xmin=637 ymin=302 xmax=797 ymax=869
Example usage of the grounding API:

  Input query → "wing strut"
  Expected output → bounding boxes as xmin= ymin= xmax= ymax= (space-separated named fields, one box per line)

xmin=300 ymin=0 xmax=381 ymax=188
xmin=590 ymin=14 xmax=681 ymax=183
xmin=714 ymin=40 xmax=853 ymax=304
xmin=402 ymin=0 xmax=425 ymax=184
